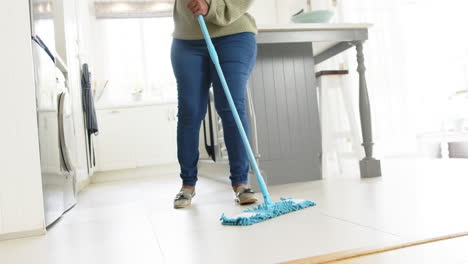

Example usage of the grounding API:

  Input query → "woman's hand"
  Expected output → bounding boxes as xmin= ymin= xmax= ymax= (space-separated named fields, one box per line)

xmin=186 ymin=0 xmax=209 ymax=17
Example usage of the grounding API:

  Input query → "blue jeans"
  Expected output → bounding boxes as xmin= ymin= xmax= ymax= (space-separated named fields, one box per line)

xmin=171 ymin=32 xmax=257 ymax=187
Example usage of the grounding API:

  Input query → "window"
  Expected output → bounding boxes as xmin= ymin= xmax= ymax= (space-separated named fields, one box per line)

xmin=93 ymin=17 xmax=176 ymax=104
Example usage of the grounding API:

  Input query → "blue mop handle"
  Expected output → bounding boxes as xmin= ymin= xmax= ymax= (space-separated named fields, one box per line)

xmin=197 ymin=15 xmax=272 ymax=205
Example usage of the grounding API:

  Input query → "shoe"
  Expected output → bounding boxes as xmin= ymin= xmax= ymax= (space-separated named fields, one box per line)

xmin=235 ymin=186 xmax=257 ymax=205
xmin=174 ymin=188 xmax=195 ymax=209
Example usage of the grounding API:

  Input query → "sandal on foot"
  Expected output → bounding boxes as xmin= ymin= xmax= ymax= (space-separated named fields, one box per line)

xmin=174 ymin=188 xmax=195 ymax=209
xmin=235 ymin=186 xmax=257 ymax=205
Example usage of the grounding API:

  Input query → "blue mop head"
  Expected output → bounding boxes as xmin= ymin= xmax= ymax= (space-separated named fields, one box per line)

xmin=220 ymin=198 xmax=316 ymax=226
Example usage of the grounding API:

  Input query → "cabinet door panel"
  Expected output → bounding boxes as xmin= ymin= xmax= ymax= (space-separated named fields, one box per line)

xmin=134 ymin=105 xmax=177 ymax=166
xmin=95 ymin=109 xmax=136 ymax=171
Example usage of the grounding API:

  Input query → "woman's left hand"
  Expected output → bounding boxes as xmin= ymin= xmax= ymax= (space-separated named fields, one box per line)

xmin=186 ymin=0 xmax=209 ymax=17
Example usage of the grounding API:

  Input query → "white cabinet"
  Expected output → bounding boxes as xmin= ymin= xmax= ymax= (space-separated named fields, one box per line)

xmin=133 ymin=106 xmax=177 ymax=167
xmin=95 ymin=108 xmax=137 ymax=171
xmin=95 ymin=103 xmax=177 ymax=171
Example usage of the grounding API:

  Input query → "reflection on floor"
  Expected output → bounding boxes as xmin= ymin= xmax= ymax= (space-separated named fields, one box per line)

xmin=0 ymin=158 xmax=467 ymax=264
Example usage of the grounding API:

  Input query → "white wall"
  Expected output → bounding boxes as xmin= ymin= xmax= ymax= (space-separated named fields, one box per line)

xmin=248 ymin=0 xmax=277 ymax=24
xmin=249 ymin=0 xmax=305 ymax=24
xmin=0 ymin=0 xmax=46 ymax=238
xmin=249 ymin=0 xmax=331 ymax=24
xmin=334 ymin=0 xmax=468 ymax=157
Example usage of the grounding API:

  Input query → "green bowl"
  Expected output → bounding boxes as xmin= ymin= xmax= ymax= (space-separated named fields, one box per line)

xmin=290 ymin=10 xmax=334 ymax=23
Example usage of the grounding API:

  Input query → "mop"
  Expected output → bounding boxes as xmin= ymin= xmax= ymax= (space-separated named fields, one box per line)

xmin=197 ymin=15 xmax=316 ymax=226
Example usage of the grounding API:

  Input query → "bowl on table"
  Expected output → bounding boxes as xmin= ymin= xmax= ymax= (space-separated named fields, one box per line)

xmin=290 ymin=10 xmax=334 ymax=23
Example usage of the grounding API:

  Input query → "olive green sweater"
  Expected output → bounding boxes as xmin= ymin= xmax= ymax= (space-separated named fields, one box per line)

xmin=173 ymin=0 xmax=257 ymax=40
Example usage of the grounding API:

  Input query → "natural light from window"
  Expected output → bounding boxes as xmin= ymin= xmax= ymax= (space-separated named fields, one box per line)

xmin=93 ymin=17 xmax=176 ymax=105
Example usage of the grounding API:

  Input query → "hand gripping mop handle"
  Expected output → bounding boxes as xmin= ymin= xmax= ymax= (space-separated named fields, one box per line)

xmin=197 ymin=15 xmax=272 ymax=205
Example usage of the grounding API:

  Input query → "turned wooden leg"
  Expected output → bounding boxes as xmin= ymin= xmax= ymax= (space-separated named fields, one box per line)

xmin=355 ymin=41 xmax=381 ymax=178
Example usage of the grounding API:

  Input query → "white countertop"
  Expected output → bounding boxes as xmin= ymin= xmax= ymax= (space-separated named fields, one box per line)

xmin=255 ymin=23 xmax=371 ymax=45
xmin=258 ymin=23 xmax=372 ymax=32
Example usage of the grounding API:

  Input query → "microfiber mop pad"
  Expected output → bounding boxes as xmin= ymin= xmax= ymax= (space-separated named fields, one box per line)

xmin=197 ymin=15 xmax=316 ymax=226
xmin=221 ymin=198 xmax=316 ymax=226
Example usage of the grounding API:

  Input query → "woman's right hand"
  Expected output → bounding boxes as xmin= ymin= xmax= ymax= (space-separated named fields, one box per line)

xmin=186 ymin=0 xmax=209 ymax=17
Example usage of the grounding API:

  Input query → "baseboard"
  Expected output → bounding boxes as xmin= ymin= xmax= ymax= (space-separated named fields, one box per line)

xmin=75 ymin=168 xmax=88 ymax=180
xmin=91 ymin=162 xmax=179 ymax=183
xmin=75 ymin=167 xmax=91 ymax=193
xmin=77 ymin=177 xmax=91 ymax=193
xmin=0 ymin=228 xmax=45 ymax=241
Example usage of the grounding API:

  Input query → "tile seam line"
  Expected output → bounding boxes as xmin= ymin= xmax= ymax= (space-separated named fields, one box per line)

xmin=141 ymin=184 xmax=167 ymax=264
xmin=317 ymin=210 xmax=402 ymax=238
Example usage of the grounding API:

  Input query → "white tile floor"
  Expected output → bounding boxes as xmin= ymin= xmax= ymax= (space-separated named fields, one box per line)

xmin=1 ymin=158 xmax=467 ymax=264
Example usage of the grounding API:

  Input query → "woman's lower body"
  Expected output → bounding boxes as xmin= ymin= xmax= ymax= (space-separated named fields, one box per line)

xmin=171 ymin=32 xmax=257 ymax=204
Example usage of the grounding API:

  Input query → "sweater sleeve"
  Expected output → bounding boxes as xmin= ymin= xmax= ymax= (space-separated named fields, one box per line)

xmin=204 ymin=0 xmax=254 ymax=26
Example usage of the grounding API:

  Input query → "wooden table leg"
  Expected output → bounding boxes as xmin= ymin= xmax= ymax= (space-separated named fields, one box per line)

xmin=355 ymin=41 xmax=381 ymax=178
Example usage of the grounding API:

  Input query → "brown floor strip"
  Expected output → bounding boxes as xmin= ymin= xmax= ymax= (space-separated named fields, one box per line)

xmin=279 ymin=232 xmax=468 ymax=264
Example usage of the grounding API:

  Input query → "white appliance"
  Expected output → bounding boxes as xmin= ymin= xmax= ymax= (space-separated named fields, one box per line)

xmin=30 ymin=0 xmax=77 ymax=227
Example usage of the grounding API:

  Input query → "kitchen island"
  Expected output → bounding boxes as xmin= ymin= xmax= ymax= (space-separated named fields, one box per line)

xmin=247 ymin=23 xmax=380 ymax=187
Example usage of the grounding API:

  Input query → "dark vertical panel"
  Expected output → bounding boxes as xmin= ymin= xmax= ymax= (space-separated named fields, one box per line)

xmin=250 ymin=52 xmax=270 ymax=160
xmin=303 ymin=44 xmax=322 ymax=158
xmin=273 ymin=49 xmax=290 ymax=157
xmin=282 ymin=51 xmax=301 ymax=159
xmin=249 ymin=42 xmax=322 ymax=185
xmin=293 ymin=49 xmax=309 ymax=156
xmin=261 ymin=45 xmax=281 ymax=160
